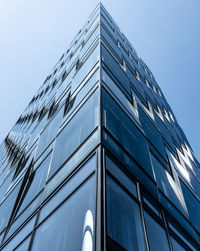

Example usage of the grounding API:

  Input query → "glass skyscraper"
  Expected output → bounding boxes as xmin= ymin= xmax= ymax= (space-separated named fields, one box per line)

xmin=0 ymin=3 xmax=200 ymax=250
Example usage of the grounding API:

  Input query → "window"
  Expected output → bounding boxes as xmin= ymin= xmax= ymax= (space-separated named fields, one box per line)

xmin=35 ymin=105 xmax=64 ymax=160
xmin=106 ymin=155 xmax=137 ymax=198
xmin=106 ymin=175 xmax=147 ymax=251
xmin=144 ymin=211 xmax=170 ymax=251
xmin=101 ymin=45 xmax=131 ymax=96
xmin=170 ymin=237 xmax=187 ymax=251
xmin=15 ymin=152 xmax=52 ymax=217
xmin=151 ymin=153 xmax=187 ymax=216
xmin=31 ymin=175 xmax=95 ymax=251
xmin=48 ymin=89 xmax=98 ymax=179
xmin=102 ymin=89 xmax=153 ymax=178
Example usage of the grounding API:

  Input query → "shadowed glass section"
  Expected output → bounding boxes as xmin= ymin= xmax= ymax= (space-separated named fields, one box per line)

xmin=106 ymin=175 xmax=147 ymax=251
xmin=144 ymin=211 xmax=170 ymax=251
xmin=102 ymin=88 xmax=153 ymax=178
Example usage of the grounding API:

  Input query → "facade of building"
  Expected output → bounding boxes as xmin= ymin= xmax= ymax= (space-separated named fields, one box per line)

xmin=0 ymin=3 xmax=200 ymax=251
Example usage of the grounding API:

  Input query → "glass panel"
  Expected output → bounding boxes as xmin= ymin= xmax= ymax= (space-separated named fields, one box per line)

xmin=26 ymin=113 xmax=48 ymax=152
xmin=39 ymin=155 xmax=96 ymax=224
xmin=151 ymin=153 xmax=187 ymax=216
xmin=49 ymin=89 xmax=98 ymax=179
xmin=101 ymin=14 xmax=117 ymax=41
xmin=2 ymin=215 xmax=36 ymax=251
xmin=6 ymin=195 xmax=41 ymax=241
xmin=80 ymin=24 xmax=100 ymax=59
xmin=106 ymin=175 xmax=147 ymax=251
xmin=62 ymin=67 xmax=98 ymax=123
xmin=181 ymin=180 xmax=200 ymax=233
xmin=171 ymin=237 xmax=186 ymax=251
xmin=31 ymin=175 xmax=95 ymax=251
xmin=44 ymin=131 xmax=99 ymax=199
xmin=143 ymin=196 xmax=161 ymax=217
xmin=168 ymin=221 xmax=197 ymax=251
xmin=16 ymin=152 xmax=51 ymax=217
xmin=101 ymin=45 xmax=131 ymax=96
xmin=0 ymin=179 xmax=22 ymax=233
xmin=71 ymin=44 xmax=99 ymax=93
xmin=102 ymin=89 xmax=153 ymax=178
xmin=102 ymin=69 xmax=139 ymax=124
xmin=154 ymin=112 xmax=175 ymax=153
xmin=106 ymin=155 xmax=137 ymax=198
xmin=144 ymin=211 xmax=170 ymax=251
xmin=35 ymin=105 xmax=64 ymax=160
xmin=101 ymin=26 xmax=122 ymax=61
xmin=103 ymin=131 xmax=159 ymax=200
xmin=14 ymin=236 xmax=31 ymax=251
xmin=138 ymin=106 xmax=168 ymax=164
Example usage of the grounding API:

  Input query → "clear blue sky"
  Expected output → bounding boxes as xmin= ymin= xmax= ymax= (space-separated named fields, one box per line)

xmin=0 ymin=0 xmax=199 ymax=159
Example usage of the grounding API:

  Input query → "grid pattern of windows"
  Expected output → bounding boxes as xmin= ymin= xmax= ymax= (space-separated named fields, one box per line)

xmin=0 ymin=3 xmax=199 ymax=250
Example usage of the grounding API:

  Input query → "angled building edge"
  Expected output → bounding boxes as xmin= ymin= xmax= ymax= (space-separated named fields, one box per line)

xmin=0 ymin=3 xmax=200 ymax=251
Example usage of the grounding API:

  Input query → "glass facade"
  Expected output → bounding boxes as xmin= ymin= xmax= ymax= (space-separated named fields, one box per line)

xmin=0 ymin=3 xmax=199 ymax=250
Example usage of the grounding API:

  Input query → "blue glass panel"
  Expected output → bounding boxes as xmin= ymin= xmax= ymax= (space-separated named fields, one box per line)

xmin=44 ymin=130 xmax=99 ymax=199
xmin=80 ymin=25 xmax=100 ymax=59
xmin=49 ymin=89 xmax=98 ymax=179
xmin=102 ymin=89 xmax=153 ymax=178
xmin=101 ymin=45 xmax=131 ymax=97
xmin=144 ymin=211 xmax=170 ymax=251
xmin=35 ymin=105 xmax=65 ymax=160
xmin=16 ymin=152 xmax=51 ymax=217
xmin=151 ymin=154 xmax=187 ymax=216
xmin=0 ymin=179 xmax=22 ymax=233
xmin=160 ymin=194 xmax=197 ymax=240
xmin=103 ymin=131 xmax=159 ymax=201
xmin=106 ymin=176 xmax=147 ymax=251
xmin=171 ymin=237 xmax=186 ymax=251
xmin=102 ymin=69 xmax=139 ymax=124
xmin=153 ymin=112 xmax=176 ymax=153
xmin=101 ymin=14 xmax=117 ymax=41
xmin=168 ymin=222 xmax=197 ymax=251
xmin=181 ymin=181 xmax=200 ymax=233
xmin=2 ymin=215 xmax=35 ymax=251
xmin=39 ymin=155 xmax=96 ymax=224
xmin=71 ymin=44 xmax=99 ymax=93
xmin=101 ymin=26 xmax=122 ymax=61
xmin=14 ymin=236 xmax=31 ymax=251
xmin=106 ymin=155 xmax=137 ymax=198
xmin=138 ymin=106 xmax=168 ymax=165
xmin=6 ymin=195 xmax=40 ymax=241
xmin=32 ymin=175 xmax=95 ymax=251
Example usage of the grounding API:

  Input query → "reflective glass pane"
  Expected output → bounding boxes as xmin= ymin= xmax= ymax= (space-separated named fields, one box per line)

xmin=2 ymin=215 xmax=36 ymax=251
xmin=101 ymin=45 xmax=131 ymax=97
xmin=106 ymin=155 xmax=137 ymax=198
xmin=49 ymin=89 xmax=98 ymax=179
xmin=106 ymin=175 xmax=147 ymax=251
xmin=35 ymin=105 xmax=64 ymax=160
xmin=102 ymin=89 xmax=153 ymax=178
xmin=151 ymin=153 xmax=187 ymax=216
xmin=144 ymin=211 xmax=170 ymax=251
xmin=16 ymin=152 xmax=51 ymax=217
xmin=171 ymin=237 xmax=186 ymax=251
xmin=14 ymin=236 xmax=31 ymax=251
xmin=39 ymin=155 xmax=96 ymax=223
xmin=71 ymin=44 xmax=99 ymax=93
xmin=31 ymin=175 xmax=95 ymax=251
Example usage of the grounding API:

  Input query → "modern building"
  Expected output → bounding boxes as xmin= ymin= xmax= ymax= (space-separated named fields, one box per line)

xmin=0 ymin=3 xmax=200 ymax=251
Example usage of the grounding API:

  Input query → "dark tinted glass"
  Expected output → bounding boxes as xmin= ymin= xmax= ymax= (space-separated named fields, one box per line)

xmin=106 ymin=175 xmax=146 ymax=251
xmin=144 ymin=211 xmax=170 ymax=251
